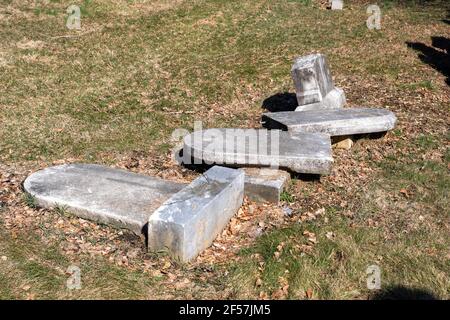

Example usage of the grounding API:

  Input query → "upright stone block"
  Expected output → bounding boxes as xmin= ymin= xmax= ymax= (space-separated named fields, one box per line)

xmin=23 ymin=164 xmax=187 ymax=234
xmin=262 ymin=108 xmax=397 ymax=137
xmin=182 ymin=128 xmax=333 ymax=174
xmin=291 ymin=54 xmax=346 ymax=110
xmin=148 ymin=166 xmax=244 ymax=262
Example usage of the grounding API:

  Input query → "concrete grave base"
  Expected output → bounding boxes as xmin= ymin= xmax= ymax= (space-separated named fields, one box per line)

xmin=295 ymin=87 xmax=346 ymax=111
xmin=243 ymin=168 xmax=291 ymax=204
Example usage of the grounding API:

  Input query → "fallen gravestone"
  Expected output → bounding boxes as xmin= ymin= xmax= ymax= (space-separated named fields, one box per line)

xmin=291 ymin=53 xmax=346 ymax=111
xmin=24 ymin=164 xmax=245 ymax=261
xmin=148 ymin=166 xmax=244 ymax=262
xmin=182 ymin=128 xmax=333 ymax=174
xmin=243 ymin=168 xmax=291 ymax=204
xmin=262 ymin=108 xmax=397 ymax=136
xmin=23 ymin=163 xmax=186 ymax=234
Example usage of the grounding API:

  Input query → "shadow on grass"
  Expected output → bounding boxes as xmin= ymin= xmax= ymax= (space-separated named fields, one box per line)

xmin=262 ymin=92 xmax=298 ymax=112
xmin=406 ymin=36 xmax=450 ymax=86
xmin=370 ymin=285 xmax=438 ymax=300
xmin=442 ymin=8 xmax=450 ymax=25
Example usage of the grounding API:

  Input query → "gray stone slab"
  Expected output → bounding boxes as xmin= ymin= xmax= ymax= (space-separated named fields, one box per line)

xmin=291 ymin=54 xmax=346 ymax=110
xmin=182 ymin=128 xmax=333 ymax=174
xmin=262 ymin=108 xmax=397 ymax=136
xmin=148 ymin=166 xmax=244 ymax=262
xmin=23 ymin=164 xmax=187 ymax=234
xmin=243 ymin=168 xmax=291 ymax=204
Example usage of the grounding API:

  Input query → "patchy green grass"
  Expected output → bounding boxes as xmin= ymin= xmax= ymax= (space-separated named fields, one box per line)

xmin=280 ymin=191 xmax=295 ymax=203
xmin=0 ymin=0 xmax=448 ymax=299
xmin=0 ymin=229 xmax=158 ymax=299
xmin=1 ymin=0 xmax=447 ymax=164
xmin=229 ymin=134 xmax=449 ymax=299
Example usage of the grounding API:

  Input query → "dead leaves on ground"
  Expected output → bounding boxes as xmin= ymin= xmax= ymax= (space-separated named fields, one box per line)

xmin=196 ymin=199 xmax=287 ymax=265
xmin=0 ymin=161 xmax=291 ymax=298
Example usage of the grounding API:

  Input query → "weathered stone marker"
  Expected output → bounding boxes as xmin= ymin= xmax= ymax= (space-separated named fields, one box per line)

xmin=243 ymin=168 xmax=291 ymax=204
xmin=23 ymin=164 xmax=186 ymax=234
xmin=182 ymin=128 xmax=333 ymax=174
xmin=148 ymin=166 xmax=244 ymax=262
xmin=262 ymin=108 xmax=397 ymax=136
xmin=24 ymin=164 xmax=245 ymax=262
xmin=291 ymin=53 xmax=346 ymax=111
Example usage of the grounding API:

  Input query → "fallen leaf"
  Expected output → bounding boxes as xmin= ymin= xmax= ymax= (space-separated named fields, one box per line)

xmin=259 ymin=291 xmax=268 ymax=300
xmin=306 ymin=288 xmax=313 ymax=299
xmin=303 ymin=230 xmax=317 ymax=244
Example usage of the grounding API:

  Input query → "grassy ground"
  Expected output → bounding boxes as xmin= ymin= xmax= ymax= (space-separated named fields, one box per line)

xmin=0 ymin=0 xmax=449 ymax=299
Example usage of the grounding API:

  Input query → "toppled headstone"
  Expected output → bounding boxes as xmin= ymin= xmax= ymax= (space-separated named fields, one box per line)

xmin=182 ymin=128 xmax=333 ymax=174
xmin=24 ymin=164 xmax=246 ymax=262
xmin=23 ymin=164 xmax=187 ymax=234
xmin=148 ymin=166 xmax=244 ymax=262
xmin=243 ymin=168 xmax=291 ymax=204
xmin=262 ymin=108 xmax=397 ymax=136
xmin=291 ymin=53 xmax=346 ymax=111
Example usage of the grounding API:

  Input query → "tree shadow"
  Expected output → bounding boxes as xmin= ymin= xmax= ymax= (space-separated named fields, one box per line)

xmin=406 ymin=36 xmax=450 ymax=86
xmin=370 ymin=285 xmax=438 ymax=300
xmin=443 ymin=8 xmax=450 ymax=25
xmin=262 ymin=92 xmax=298 ymax=112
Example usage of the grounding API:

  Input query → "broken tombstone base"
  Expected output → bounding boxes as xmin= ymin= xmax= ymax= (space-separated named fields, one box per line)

xmin=295 ymin=87 xmax=346 ymax=111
